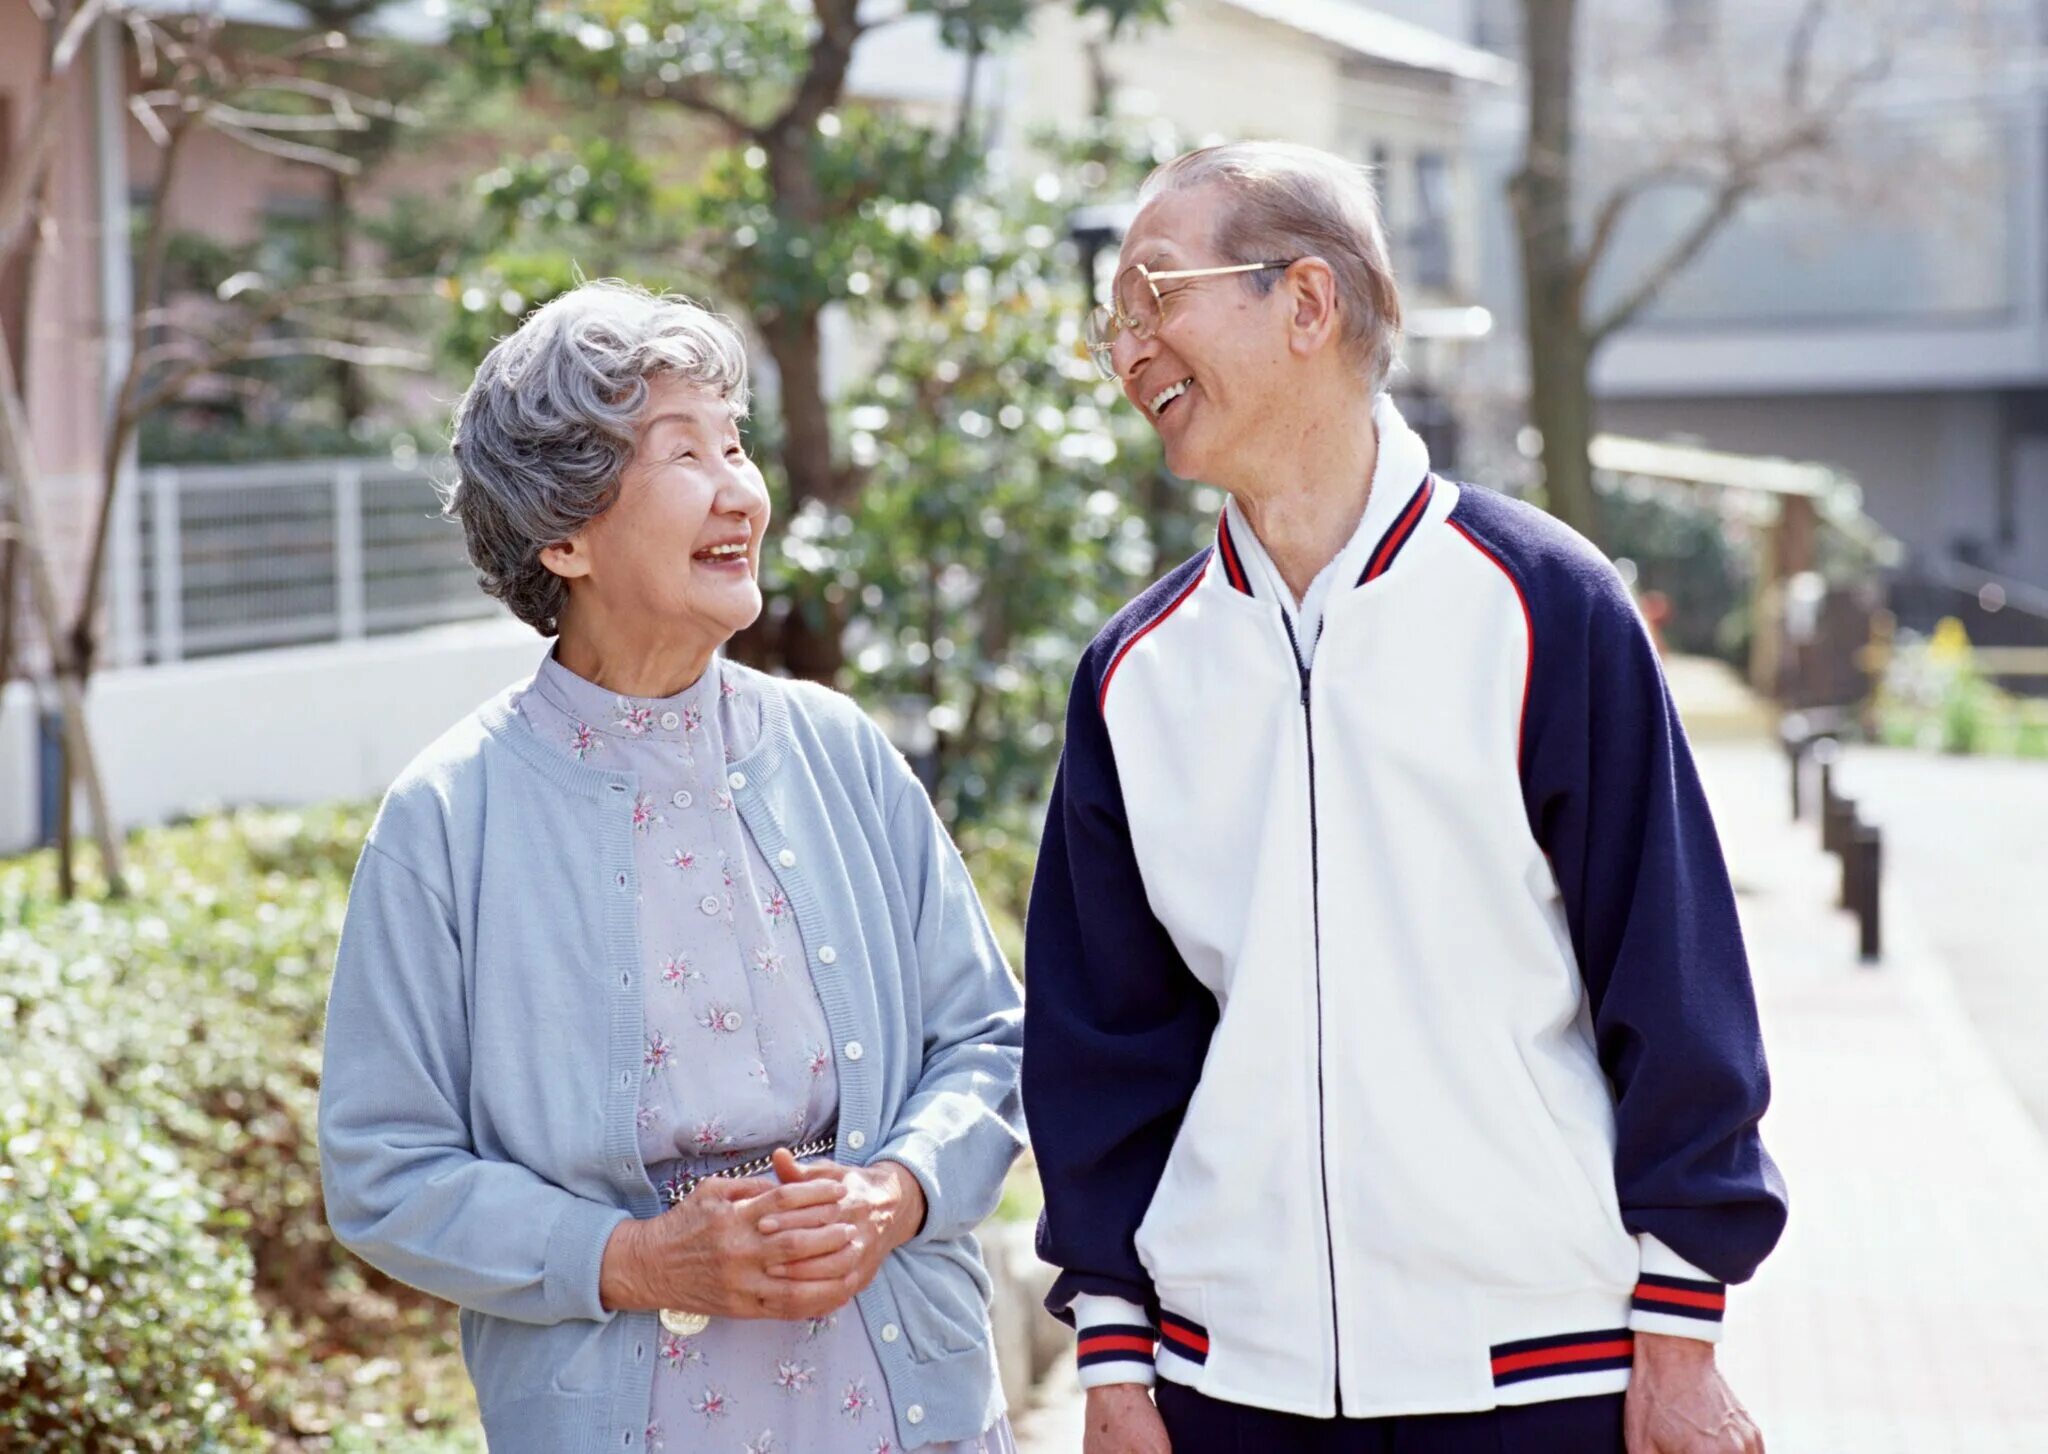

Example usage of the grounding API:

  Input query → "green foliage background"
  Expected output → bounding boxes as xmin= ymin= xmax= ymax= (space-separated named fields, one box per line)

xmin=1 ymin=812 xmax=481 ymax=1451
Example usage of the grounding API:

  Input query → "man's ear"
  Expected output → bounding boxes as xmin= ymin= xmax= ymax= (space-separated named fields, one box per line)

xmin=1283 ymin=257 xmax=1341 ymax=357
xmin=539 ymin=533 xmax=592 ymax=581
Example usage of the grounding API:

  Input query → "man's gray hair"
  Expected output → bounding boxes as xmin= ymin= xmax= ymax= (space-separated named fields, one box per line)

xmin=1140 ymin=142 xmax=1403 ymax=393
xmin=444 ymin=279 xmax=751 ymax=635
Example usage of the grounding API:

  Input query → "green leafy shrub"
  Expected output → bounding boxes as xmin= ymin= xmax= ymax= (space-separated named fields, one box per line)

xmin=0 ymin=1073 xmax=269 ymax=1453
xmin=0 ymin=806 xmax=477 ymax=1449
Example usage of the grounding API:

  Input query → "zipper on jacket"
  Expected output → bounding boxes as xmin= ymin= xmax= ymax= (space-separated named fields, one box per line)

xmin=1284 ymin=615 xmax=1344 ymax=1415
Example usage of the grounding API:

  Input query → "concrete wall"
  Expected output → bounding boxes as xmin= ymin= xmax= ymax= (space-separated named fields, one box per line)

xmin=0 ymin=615 xmax=545 ymax=857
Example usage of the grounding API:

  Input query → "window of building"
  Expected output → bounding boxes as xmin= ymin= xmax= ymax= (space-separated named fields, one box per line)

xmin=1411 ymin=150 xmax=1453 ymax=291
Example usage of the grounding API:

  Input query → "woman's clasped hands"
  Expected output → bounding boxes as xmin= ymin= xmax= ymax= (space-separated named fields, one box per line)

xmin=599 ymin=1147 xmax=927 ymax=1322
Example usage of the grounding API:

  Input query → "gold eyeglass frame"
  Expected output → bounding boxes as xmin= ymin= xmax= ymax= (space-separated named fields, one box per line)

xmin=1084 ymin=260 xmax=1295 ymax=381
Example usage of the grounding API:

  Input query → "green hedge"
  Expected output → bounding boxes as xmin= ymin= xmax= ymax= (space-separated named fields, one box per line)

xmin=1 ymin=807 xmax=479 ymax=1452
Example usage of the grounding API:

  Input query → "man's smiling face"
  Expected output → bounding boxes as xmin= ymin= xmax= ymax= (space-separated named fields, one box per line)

xmin=1109 ymin=183 xmax=1295 ymax=487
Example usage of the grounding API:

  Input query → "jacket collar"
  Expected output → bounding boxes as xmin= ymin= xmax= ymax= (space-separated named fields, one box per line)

xmin=1214 ymin=392 xmax=1435 ymax=602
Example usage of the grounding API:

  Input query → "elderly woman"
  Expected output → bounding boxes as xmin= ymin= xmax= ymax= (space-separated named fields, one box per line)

xmin=318 ymin=280 xmax=1023 ymax=1454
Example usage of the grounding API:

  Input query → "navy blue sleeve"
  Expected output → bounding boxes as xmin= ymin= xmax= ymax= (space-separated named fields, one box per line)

xmin=1023 ymin=593 xmax=1220 ymax=1324
xmin=1458 ymin=490 xmax=1788 ymax=1287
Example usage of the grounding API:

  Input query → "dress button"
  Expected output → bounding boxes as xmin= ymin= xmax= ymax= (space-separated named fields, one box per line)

xmin=881 ymin=1322 xmax=900 ymax=1343
xmin=728 ymin=1011 xmax=745 ymax=1029
xmin=700 ymin=895 xmax=722 ymax=916
xmin=728 ymin=771 xmax=747 ymax=790
xmin=846 ymin=1130 xmax=866 ymax=1150
xmin=778 ymin=848 xmax=796 ymax=868
xmin=843 ymin=1041 xmax=863 ymax=1062
xmin=672 ymin=790 xmax=692 ymax=809
xmin=818 ymin=946 xmax=838 ymax=965
xmin=906 ymin=1405 xmax=924 ymax=1425
xmin=659 ymin=711 xmax=680 ymax=731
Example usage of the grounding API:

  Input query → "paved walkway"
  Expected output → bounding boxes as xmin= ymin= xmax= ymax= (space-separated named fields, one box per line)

xmin=1015 ymin=673 xmax=2048 ymax=1452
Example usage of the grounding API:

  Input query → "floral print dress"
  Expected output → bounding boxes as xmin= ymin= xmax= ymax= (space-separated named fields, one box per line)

xmin=518 ymin=652 xmax=1013 ymax=1454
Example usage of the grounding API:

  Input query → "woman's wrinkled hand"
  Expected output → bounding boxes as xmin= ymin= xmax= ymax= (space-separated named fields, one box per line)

xmin=754 ymin=1147 xmax=927 ymax=1304
xmin=598 ymin=1172 xmax=862 ymax=1321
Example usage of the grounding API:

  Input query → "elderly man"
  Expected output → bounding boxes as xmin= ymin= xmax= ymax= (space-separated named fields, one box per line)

xmin=1023 ymin=142 xmax=1786 ymax=1454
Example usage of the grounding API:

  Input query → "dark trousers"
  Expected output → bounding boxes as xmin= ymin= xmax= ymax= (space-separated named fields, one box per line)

xmin=1155 ymin=1378 xmax=1626 ymax=1454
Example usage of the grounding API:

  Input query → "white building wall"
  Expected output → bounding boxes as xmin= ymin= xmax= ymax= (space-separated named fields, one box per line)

xmin=1005 ymin=0 xmax=1351 ymax=155
xmin=0 ymin=617 xmax=544 ymax=857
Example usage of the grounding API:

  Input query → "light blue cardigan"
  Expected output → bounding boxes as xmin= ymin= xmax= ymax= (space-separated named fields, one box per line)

xmin=317 ymin=660 xmax=1025 ymax=1453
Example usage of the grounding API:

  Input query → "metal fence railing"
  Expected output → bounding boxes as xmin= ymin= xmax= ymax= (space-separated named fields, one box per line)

xmin=104 ymin=456 xmax=497 ymax=666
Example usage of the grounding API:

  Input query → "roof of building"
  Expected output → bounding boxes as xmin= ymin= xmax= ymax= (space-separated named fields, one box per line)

xmin=1214 ymin=0 xmax=1516 ymax=84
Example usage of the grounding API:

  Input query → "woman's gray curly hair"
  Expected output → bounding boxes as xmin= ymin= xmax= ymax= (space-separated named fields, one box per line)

xmin=443 ymin=280 xmax=751 ymax=636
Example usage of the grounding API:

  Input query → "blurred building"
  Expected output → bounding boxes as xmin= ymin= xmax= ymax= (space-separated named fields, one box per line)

xmin=851 ymin=0 xmax=1512 ymax=464
xmin=1407 ymin=0 xmax=2048 ymax=618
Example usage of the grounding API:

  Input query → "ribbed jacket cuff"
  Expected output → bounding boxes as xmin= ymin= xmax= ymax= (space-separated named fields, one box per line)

xmin=1073 ymin=1294 xmax=1157 ymax=1387
xmin=545 ymin=1199 xmax=632 ymax=1324
xmin=1629 ymin=1232 xmax=1728 ymax=1343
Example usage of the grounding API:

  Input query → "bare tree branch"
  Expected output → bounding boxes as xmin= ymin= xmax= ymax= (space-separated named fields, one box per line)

xmin=204 ymin=118 xmax=363 ymax=172
xmin=767 ymin=0 xmax=866 ymax=140
xmin=49 ymin=0 xmax=107 ymax=71
xmin=241 ymin=73 xmax=420 ymax=125
xmin=1784 ymin=0 xmax=1828 ymax=108
xmin=201 ymin=101 xmax=373 ymax=133
xmin=650 ymin=79 xmax=758 ymax=137
xmin=125 ymin=275 xmax=439 ymax=417
xmin=1589 ymin=48 xmax=1887 ymax=345
xmin=128 ymin=91 xmax=174 ymax=146
xmin=1575 ymin=158 xmax=1719 ymax=290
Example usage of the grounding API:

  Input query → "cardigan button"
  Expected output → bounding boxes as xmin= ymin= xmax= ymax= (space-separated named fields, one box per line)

xmin=818 ymin=946 xmax=838 ymax=965
xmin=846 ymin=1130 xmax=866 ymax=1150
xmin=881 ymin=1322 xmax=899 ymax=1343
xmin=906 ymin=1405 xmax=924 ymax=1425
xmin=843 ymin=1041 xmax=863 ymax=1062
xmin=728 ymin=771 xmax=747 ymax=790
xmin=778 ymin=848 xmax=796 ymax=868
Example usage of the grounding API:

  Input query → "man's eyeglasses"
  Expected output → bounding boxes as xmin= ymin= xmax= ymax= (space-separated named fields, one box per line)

xmin=1084 ymin=260 xmax=1295 ymax=382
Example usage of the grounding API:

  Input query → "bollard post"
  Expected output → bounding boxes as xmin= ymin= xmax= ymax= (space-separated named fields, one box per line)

xmin=1850 ymin=824 xmax=1883 ymax=962
xmin=1812 ymin=737 xmax=1841 ymax=841
xmin=1822 ymin=784 xmax=1854 ymax=860
xmin=1835 ymin=805 xmax=1862 ymax=908
xmin=1781 ymin=713 xmax=1810 ymax=820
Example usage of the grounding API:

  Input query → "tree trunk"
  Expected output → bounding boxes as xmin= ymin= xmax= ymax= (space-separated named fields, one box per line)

xmin=749 ymin=110 xmax=848 ymax=679
xmin=327 ymin=167 xmax=367 ymax=427
xmin=1512 ymin=0 xmax=1601 ymax=542
xmin=0 ymin=339 xmax=125 ymax=896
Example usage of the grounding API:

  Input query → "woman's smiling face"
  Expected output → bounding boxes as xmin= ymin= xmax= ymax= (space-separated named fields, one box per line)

xmin=548 ymin=374 xmax=771 ymax=645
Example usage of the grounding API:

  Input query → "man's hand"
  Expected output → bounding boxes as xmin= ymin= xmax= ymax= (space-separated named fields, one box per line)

xmin=1626 ymin=1332 xmax=1764 ymax=1453
xmin=1083 ymin=1383 xmax=1171 ymax=1454
xmin=754 ymin=1148 xmax=927 ymax=1302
